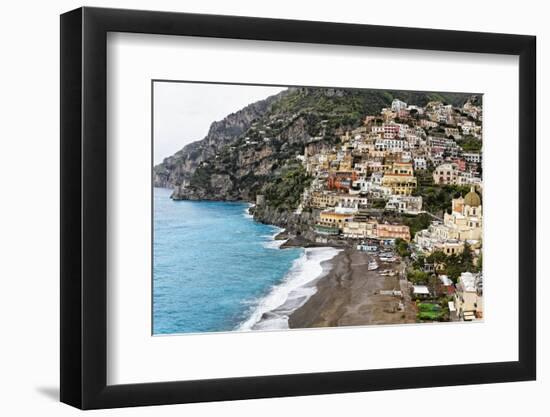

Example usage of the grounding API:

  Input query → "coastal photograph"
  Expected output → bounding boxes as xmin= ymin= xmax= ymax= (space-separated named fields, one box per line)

xmin=152 ymin=81 xmax=483 ymax=335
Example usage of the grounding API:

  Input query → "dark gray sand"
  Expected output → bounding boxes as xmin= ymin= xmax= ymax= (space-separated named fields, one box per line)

xmin=288 ymin=248 xmax=417 ymax=328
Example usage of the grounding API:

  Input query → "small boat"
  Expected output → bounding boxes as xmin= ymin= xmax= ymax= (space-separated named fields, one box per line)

xmin=379 ymin=254 xmax=397 ymax=262
xmin=368 ymin=260 xmax=379 ymax=271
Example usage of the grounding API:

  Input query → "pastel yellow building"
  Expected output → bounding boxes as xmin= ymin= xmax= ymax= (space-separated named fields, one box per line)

xmin=343 ymin=221 xmax=377 ymax=239
xmin=433 ymin=240 xmax=464 ymax=256
xmin=382 ymin=162 xmax=417 ymax=195
xmin=339 ymin=153 xmax=353 ymax=171
xmin=315 ymin=210 xmax=353 ymax=235
xmin=310 ymin=191 xmax=340 ymax=209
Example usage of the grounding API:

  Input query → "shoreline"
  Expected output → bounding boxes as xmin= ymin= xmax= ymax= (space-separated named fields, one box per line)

xmin=160 ymin=190 xmax=416 ymax=329
xmin=237 ymin=246 xmax=342 ymax=331
xmin=157 ymin=187 xmax=329 ymax=249
xmin=288 ymin=247 xmax=417 ymax=328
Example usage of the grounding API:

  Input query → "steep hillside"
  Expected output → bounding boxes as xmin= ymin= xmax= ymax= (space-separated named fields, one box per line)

xmin=153 ymin=86 xmax=471 ymax=206
xmin=153 ymin=89 xmax=289 ymax=188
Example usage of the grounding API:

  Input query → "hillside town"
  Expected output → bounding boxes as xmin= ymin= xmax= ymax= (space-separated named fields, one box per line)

xmin=267 ymin=97 xmax=484 ymax=323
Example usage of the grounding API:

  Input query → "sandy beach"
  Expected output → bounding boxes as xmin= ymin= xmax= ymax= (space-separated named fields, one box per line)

xmin=288 ymin=247 xmax=417 ymax=328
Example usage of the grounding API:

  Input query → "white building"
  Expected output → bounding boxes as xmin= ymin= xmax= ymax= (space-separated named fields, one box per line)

xmin=391 ymin=99 xmax=408 ymax=113
xmin=454 ymin=272 xmax=483 ymax=321
xmin=400 ymin=150 xmax=412 ymax=163
xmin=375 ymin=138 xmax=407 ymax=152
xmin=414 ymin=187 xmax=483 ymax=254
xmin=385 ymin=195 xmax=423 ymax=214
xmin=335 ymin=195 xmax=368 ymax=213
xmin=462 ymin=152 xmax=482 ymax=164
xmin=433 ymin=162 xmax=459 ymax=185
xmin=412 ymin=285 xmax=430 ymax=298
xmin=413 ymin=157 xmax=427 ymax=170
xmin=405 ymin=133 xmax=421 ymax=147
xmin=370 ymin=171 xmax=384 ymax=186
xmin=457 ymin=171 xmax=482 ymax=186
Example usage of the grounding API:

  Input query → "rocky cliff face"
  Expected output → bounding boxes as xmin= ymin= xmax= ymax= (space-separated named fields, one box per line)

xmin=153 ymin=90 xmax=288 ymax=190
xmin=154 ymin=86 xmax=471 ymax=209
xmin=252 ymin=204 xmax=314 ymax=233
xmin=251 ymin=204 xmax=351 ymax=248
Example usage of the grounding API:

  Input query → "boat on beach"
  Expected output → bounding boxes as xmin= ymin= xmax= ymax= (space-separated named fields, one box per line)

xmin=379 ymin=252 xmax=397 ymax=262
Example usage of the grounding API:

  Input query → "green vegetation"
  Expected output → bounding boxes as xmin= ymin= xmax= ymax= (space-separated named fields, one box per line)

xmin=413 ymin=243 xmax=479 ymax=282
xmin=418 ymin=303 xmax=441 ymax=312
xmin=413 ymin=185 xmax=471 ymax=215
xmin=269 ymin=88 xmax=470 ymax=134
xmin=261 ymin=164 xmax=312 ymax=210
xmin=457 ymin=136 xmax=482 ymax=152
xmin=189 ymin=164 xmax=213 ymax=190
xmin=422 ymin=92 xmax=470 ymax=107
xmin=269 ymin=89 xmax=383 ymax=132
xmin=417 ymin=311 xmax=441 ymax=320
xmin=407 ymin=269 xmax=430 ymax=284
xmin=415 ymin=165 xmax=435 ymax=187
xmin=162 ymin=86 xmax=476 ymax=216
xmin=476 ymin=252 xmax=482 ymax=271
xmin=401 ymin=213 xmax=432 ymax=237
xmin=416 ymin=302 xmax=446 ymax=321
xmin=370 ymin=199 xmax=387 ymax=209
xmin=395 ymin=238 xmax=411 ymax=258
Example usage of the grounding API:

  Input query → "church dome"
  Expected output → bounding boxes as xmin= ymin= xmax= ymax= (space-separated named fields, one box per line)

xmin=464 ymin=186 xmax=481 ymax=207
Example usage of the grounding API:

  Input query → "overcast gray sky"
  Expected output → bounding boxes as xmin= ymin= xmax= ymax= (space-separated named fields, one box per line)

xmin=153 ymin=82 xmax=287 ymax=165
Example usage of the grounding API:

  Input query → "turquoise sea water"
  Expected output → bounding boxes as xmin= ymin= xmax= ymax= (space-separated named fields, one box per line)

xmin=153 ymin=187 xmax=304 ymax=335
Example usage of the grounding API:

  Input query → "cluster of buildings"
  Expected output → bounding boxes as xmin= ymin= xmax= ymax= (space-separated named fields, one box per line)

xmin=432 ymin=161 xmax=482 ymax=186
xmin=413 ymin=271 xmax=484 ymax=321
xmin=296 ymin=97 xmax=483 ymax=247
xmin=414 ymin=187 xmax=482 ymax=256
xmin=412 ymin=186 xmax=484 ymax=322
xmin=451 ymin=272 xmax=484 ymax=321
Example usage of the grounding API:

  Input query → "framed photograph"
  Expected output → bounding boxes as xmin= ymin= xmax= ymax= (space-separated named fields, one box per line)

xmin=60 ymin=6 xmax=536 ymax=409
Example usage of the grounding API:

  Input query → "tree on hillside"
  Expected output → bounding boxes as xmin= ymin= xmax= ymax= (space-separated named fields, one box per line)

xmin=395 ymin=238 xmax=411 ymax=258
xmin=408 ymin=269 xmax=430 ymax=284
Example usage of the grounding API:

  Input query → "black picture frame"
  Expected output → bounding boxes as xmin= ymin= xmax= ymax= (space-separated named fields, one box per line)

xmin=60 ymin=6 xmax=536 ymax=410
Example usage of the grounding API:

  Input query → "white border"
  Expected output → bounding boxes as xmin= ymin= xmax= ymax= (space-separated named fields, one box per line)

xmin=107 ymin=32 xmax=519 ymax=385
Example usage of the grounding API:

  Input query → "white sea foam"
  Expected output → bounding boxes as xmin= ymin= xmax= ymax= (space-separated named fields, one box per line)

xmin=261 ymin=228 xmax=286 ymax=249
xmin=237 ymin=247 xmax=342 ymax=331
xmin=243 ymin=203 xmax=254 ymax=219
xmin=262 ymin=239 xmax=286 ymax=249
